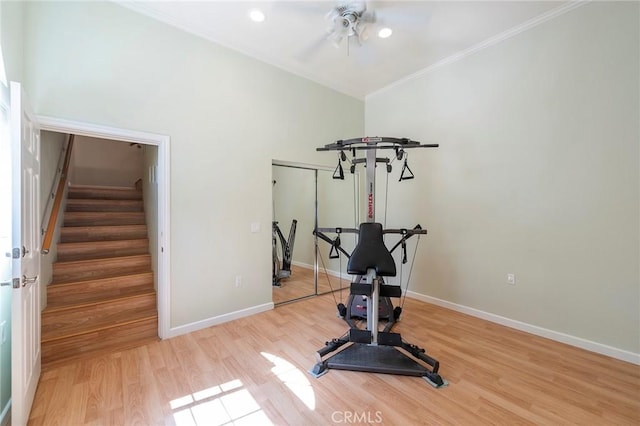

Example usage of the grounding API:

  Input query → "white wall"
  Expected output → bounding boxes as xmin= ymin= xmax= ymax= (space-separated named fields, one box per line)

xmin=366 ymin=2 xmax=639 ymax=354
xmin=40 ymin=130 xmax=65 ymax=221
xmin=23 ymin=1 xmax=364 ymax=328
xmin=71 ymin=136 xmax=144 ymax=187
xmin=0 ymin=0 xmax=23 ymax=84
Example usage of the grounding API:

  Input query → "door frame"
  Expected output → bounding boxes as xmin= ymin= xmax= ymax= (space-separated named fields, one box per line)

xmin=37 ymin=116 xmax=171 ymax=338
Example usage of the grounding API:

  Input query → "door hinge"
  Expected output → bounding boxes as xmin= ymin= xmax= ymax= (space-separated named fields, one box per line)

xmin=12 ymin=248 xmax=20 ymax=259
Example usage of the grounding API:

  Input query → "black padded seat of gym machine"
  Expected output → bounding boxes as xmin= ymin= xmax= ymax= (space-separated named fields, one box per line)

xmin=347 ymin=223 xmax=396 ymax=277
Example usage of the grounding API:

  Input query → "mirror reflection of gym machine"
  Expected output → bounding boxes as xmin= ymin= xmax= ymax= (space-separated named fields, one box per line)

xmin=311 ymin=137 xmax=447 ymax=388
xmin=272 ymin=179 xmax=298 ymax=286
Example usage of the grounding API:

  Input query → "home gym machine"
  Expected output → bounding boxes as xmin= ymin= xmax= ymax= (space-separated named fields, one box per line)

xmin=272 ymin=219 xmax=297 ymax=286
xmin=310 ymin=137 xmax=446 ymax=388
xmin=272 ymin=180 xmax=298 ymax=287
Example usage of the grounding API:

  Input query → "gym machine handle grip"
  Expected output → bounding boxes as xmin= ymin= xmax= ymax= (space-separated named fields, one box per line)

xmin=387 ymin=225 xmax=427 ymax=255
xmin=313 ymin=229 xmax=352 ymax=259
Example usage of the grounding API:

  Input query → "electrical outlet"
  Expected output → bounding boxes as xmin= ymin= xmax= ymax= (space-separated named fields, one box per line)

xmin=250 ymin=222 xmax=260 ymax=233
xmin=0 ymin=321 xmax=6 ymax=344
xmin=507 ymin=273 xmax=516 ymax=285
xmin=235 ymin=275 xmax=242 ymax=287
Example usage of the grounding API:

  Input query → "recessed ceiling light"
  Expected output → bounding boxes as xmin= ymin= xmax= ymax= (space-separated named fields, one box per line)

xmin=378 ymin=27 xmax=393 ymax=39
xmin=249 ymin=9 xmax=265 ymax=23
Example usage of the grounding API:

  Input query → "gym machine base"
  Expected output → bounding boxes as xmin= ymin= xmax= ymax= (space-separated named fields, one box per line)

xmin=309 ymin=137 xmax=447 ymax=388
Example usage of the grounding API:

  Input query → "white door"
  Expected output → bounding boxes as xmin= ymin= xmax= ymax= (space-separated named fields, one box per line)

xmin=10 ymin=81 xmax=41 ymax=426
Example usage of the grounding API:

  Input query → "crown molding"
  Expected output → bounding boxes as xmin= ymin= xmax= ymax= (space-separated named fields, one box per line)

xmin=366 ymin=0 xmax=589 ymax=101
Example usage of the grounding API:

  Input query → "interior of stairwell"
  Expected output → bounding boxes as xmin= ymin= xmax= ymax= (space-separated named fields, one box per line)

xmin=39 ymin=131 xmax=160 ymax=368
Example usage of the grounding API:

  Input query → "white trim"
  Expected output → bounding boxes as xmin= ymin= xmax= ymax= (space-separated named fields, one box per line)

xmin=292 ymin=260 xmax=314 ymax=270
xmin=167 ymin=302 xmax=274 ymax=338
xmin=294 ymin=260 xmax=347 ymax=281
xmin=38 ymin=116 xmax=167 ymax=145
xmin=37 ymin=116 xmax=172 ymax=339
xmin=406 ymin=291 xmax=640 ymax=365
xmin=366 ymin=0 xmax=589 ymax=101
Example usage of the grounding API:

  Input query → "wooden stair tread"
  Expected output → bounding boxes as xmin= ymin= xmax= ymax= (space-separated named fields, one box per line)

xmin=60 ymin=224 xmax=148 ymax=242
xmin=41 ymin=319 xmax=158 ymax=370
xmin=42 ymin=298 xmax=157 ymax=342
xmin=56 ymin=238 xmax=149 ymax=262
xmin=46 ymin=287 xmax=156 ymax=312
xmin=66 ymin=198 xmax=144 ymax=212
xmin=68 ymin=185 xmax=142 ymax=200
xmin=48 ymin=271 xmax=153 ymax=289
xmin=53 ymin=254 xmax=151 ymax=283
xmin=64 ymin=211 xmax=146 ymax=226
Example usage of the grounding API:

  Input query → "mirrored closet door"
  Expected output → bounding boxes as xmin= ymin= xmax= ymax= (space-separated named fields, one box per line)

xmin=272 ymin=162 xmax=359 ymax=305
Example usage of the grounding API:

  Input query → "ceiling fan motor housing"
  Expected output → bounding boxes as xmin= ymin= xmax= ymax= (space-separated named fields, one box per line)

xmin=328 ymin=2 xmax=376 ymax=44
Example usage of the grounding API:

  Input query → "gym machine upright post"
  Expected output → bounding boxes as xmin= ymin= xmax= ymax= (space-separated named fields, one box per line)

xmin=310 ymin=137 xmax=447 ymax=388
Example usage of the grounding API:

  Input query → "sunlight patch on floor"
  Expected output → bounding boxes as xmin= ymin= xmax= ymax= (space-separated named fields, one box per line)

xmin=170 ymin=379 xmax=273 ymax=426
xmin=261 ymin=352 xmax=316 ymax=410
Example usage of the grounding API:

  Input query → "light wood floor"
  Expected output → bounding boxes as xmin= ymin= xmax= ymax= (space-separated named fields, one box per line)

xmin=29 ymin=294 xmax=639 ymax=425
xmin=272 ymin=265 xmax=351 ymax=305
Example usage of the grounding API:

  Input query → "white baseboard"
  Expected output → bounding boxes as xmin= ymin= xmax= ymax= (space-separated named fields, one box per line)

xmin=291 ymin=260 xmax=314 ymax=270
xmin=166 ymin=302 xmax=274 ymax=338
xmin=0 ymin=399 xmax=10 ymax=426
xmin=292 ymin=261 xmax=348 ymax=280
xmin=406 ymin=291 xmax=640 ymax=365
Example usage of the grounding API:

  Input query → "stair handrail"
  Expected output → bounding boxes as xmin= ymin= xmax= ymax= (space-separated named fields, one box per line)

xmin=42 ymin=134 xmax=74 ymax=254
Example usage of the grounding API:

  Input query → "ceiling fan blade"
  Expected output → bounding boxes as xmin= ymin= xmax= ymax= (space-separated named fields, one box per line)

xmin=360 ymin=10 xmax=377 ymax=24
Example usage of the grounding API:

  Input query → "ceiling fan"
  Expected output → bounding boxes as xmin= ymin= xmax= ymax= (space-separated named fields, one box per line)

xmin=325 ymin=1 xmax=377 ymax=48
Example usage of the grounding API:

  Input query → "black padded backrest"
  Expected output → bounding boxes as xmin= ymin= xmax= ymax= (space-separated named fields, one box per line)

xmin=347 ymin=223 xmax=396 ymax=277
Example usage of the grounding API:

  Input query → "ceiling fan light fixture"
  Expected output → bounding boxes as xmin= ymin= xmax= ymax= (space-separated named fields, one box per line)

xmin=378 ymin=27 xmax=393 ymax=39
xmin=249 ymin=9 xmax=265 ymax=23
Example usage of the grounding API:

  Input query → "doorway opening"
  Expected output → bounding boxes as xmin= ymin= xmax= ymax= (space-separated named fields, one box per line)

xmin=37 ymin=117 xmax=171 ymax=338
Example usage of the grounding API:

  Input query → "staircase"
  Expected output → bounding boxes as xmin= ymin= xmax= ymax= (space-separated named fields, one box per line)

xmin=42 ymin=184 xmax=158 ymax=369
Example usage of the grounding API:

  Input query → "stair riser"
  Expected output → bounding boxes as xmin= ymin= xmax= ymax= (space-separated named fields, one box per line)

xmin=68 ymin=187 xmax=142 ymax=200
xmin=42 ymin=293 xmax=156 ymax=334
xmin=47 ymin=273 xmax=154 ymax=306
xmin=64 ymin=212 xmax=145 ymax=227
xmin=56 ymin=239 xmax=149 ymax=262
xmin=42 ymin=317 xmax=157 ymax=370
xmin=53 ymin=255 xmax=151 ymax=283
xmin=66 ymin=199 xmax=143 ymax=212
xmin=60 ymin=225 xmax=148 ymax=243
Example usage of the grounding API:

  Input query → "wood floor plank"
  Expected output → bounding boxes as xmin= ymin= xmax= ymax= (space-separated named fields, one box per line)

xmin=29 ymin=294 xmax=640 ymax=425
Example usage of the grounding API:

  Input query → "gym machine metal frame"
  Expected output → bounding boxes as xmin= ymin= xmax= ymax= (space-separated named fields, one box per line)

xmin=310 ymin=137 xmax=446 ymax=388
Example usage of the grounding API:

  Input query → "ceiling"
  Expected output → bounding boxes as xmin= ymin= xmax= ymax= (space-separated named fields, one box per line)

xmin=118 ymin=1 xmax=570 ymax=99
